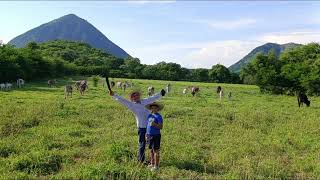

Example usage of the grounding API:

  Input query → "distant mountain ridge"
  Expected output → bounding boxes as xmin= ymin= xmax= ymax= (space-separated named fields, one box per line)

xmin=8 ymin=14 xmax=130 ymax=59
xmin=229 ymin=42 xmax=301 ymax=73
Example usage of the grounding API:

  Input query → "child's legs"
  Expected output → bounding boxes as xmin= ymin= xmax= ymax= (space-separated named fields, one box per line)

xmin=153 ymin=134 xmax=161 ymax=167
xmin=150 ymin=149 xmax=155 ymax=165
xmin=154 ymin=150 xmax=160 ymax=167
xmin=138 ymin=128 xmax=146 ymax=162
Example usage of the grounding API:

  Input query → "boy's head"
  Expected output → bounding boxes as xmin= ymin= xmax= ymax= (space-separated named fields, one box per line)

xmin=129 ymin=90 xmax=141 ymax=102
xmin=146 ymin=102 xmax=164 ymax=113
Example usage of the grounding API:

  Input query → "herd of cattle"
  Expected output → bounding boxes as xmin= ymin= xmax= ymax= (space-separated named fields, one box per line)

xmin=0 ymin=78 xmax=25 ymax=91
xmin=0 ymin=78 xmax=312 ymax=107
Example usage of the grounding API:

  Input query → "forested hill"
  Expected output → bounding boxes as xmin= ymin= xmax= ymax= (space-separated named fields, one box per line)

xmin=38 ymin=40 xmax=122 ymax=67
xmin=8 ymin=14 xmax=130 ymax=59
xmin=0 ymin=40 xmax=240 ymax=84
xmin=229 ymin=42 xmax=301 ymax=73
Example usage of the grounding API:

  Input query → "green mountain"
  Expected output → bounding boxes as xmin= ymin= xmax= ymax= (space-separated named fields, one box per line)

xmin=229 ymin=42 xmax=301 ymax=73
xmin=8 ymin=14 xmax=130 ymax=59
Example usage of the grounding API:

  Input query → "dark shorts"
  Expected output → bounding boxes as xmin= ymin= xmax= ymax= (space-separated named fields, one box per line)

xmin=147 ymin=134 xmax=161 ymax=150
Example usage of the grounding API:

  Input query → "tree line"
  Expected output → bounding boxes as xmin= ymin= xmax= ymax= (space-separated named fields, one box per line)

xmin=240 ymin=43 xmax=320 ymax=95
xmin=0 ymin=40 xmax=240 ymax=84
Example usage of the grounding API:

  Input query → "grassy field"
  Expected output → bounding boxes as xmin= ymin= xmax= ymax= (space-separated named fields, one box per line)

xmin=0 ymin=76 xmax=320 ymax=179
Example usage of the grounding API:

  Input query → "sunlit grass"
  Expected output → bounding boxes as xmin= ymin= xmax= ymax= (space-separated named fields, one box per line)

xmin=0 ymin=76 xmax=319 ymax=179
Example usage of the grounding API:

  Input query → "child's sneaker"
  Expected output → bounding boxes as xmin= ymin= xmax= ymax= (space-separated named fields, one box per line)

xmin=147 ymin=164 xmax=154 ymax=168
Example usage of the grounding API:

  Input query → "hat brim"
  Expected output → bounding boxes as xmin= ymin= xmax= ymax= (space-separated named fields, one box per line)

xmin=145 ymin=102 xmax=164 ymax=111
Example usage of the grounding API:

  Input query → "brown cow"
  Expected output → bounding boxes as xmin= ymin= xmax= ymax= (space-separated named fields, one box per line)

xmin=191 ymin=86 xmax=200 ymax=96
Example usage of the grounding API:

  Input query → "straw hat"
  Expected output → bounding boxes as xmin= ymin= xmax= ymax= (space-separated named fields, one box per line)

xmin=145 ymin=102 xmax=164 ymax=111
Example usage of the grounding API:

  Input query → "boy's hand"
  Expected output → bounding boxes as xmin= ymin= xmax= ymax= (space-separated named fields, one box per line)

xmin=160 ymin=89 xmax=166 ymax=96
xmin=151 ymin=121 xmax=157 ymax=127
xmin=109 ymin=90 xmax=114 ymax=96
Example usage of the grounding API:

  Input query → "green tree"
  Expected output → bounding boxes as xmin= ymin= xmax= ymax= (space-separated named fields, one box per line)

xmin=209 ymin=64 xmax=231 ymax=83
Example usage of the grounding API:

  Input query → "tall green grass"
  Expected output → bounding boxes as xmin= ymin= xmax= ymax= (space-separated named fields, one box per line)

xmin=0 ymin=77 xmax=319 ymax=179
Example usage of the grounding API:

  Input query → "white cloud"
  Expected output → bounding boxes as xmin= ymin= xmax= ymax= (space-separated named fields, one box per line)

xmin=128 ymin=29 xmax=320 ymax=69
xmin=182 ymin=40 xmax=261 ymax=68
xmin=128 ymin=40 xmax=262 ymax=68
xmin=258 ymin=30 xmax=320 ymax=44
xmin=195 ymin=18 xmax=257 ymax=30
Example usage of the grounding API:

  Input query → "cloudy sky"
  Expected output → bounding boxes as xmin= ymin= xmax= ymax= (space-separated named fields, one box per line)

xmin=1 ymin=1 xmax=320 ymax=68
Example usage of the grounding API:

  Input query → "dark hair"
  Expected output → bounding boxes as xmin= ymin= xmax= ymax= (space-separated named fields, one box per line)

xmin=150 ymin=104 xmax=159 ymax=108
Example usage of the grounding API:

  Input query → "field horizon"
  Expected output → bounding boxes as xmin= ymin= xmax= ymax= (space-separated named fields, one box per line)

xmin=1 ymin=76 xmax=319 ymax=179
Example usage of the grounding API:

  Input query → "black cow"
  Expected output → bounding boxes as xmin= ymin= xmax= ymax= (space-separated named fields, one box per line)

xmin=216 ymin=86 xmax=222 ymax=94
xmin=297 ymin=92 xmax=310 ymax=107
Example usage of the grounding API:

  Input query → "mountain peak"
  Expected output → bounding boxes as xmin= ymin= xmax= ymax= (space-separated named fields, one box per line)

xmin=229 ymin=42 xmax=301 ymax=73
xmin=8 ymin=14 xmax=130 ymax=59
xmin=57 ymin=14 xmax=83 ymax=21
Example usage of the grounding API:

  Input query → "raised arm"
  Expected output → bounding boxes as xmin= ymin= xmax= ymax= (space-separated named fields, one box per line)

xmin=112 ymin=94 xmax=134 ymax=110
xmin=141 ymin=93 xmax=162 ymax=105
xmin=141 ymin=89 xmax=166 ymax=105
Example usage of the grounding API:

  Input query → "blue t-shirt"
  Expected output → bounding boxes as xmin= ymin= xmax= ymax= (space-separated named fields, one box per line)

xmin=146 ymin=113 xmax=163 ymax=135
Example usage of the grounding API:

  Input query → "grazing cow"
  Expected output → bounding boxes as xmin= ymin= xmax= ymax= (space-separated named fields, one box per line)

xmin=79 ymin=80 xmax=88 ymax=95
xmin=166 ymin=83 xmax=171 ymax=93
xmin=191 ymin=86 xmax=200 ymax=97
xmin=111 ymin=81 xmax=115 ymax=88
xmin=297 ymin=91 xmax=311 ymax=107
xmin=216 ymin=86 xmax=222 ymax=94
xmin=16 ymin=79 xmax=25 ymax=88
xmin=219 ymin=89 xmax=224 ymax=100
xmin=5 ymin=83 xmax=12 ymax=91
xmin=0 ymin=83 xmax=5 ymax=91
xmin=64 ymin=85 xmax=73 ymax=99
xmin=48 ymin=79 xmax=57 ymax=88
xmin=122 ymin=81 xmax=129 ymax=92
xmin=183 ymin=88 xmax=188 ymax=95
xmin=74 ymin=81 xmax=81 ymax=90
xmin=116 ymin=81 xmax=122 ymax=89
xmin=148 ymin=86 xmax=155 ymax=96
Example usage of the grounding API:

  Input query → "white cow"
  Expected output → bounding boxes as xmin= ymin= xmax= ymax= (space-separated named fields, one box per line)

xmin=116 ymin=82 xmax=122 ymax=89
xmin=0 ymin=83 xmax=5 ymax=91
xmin=166 ymin=83 xmax=171 ymax=93
xmin=182 ymin=88 xmax=187 ymax=95
xmin=5 ymin=83 xmax=12 ymax=91
xmin=219 ymin=89 xmax=224 ymax=100
xmin=147 ymin=86 xmax=155 ymax=96
xmin=16 ymin=79 xmax=25 ymax=88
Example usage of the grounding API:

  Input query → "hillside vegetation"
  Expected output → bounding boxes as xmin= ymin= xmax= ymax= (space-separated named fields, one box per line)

xmin=0 ymin=77 xmax=319 ymax=179
xmin=229 ymin=43 xmax=300 ymax=73
xmin=241 ymin=43 xmax=320 ymax=95
xmin=0 ymin=40 xmax=239 ymax=84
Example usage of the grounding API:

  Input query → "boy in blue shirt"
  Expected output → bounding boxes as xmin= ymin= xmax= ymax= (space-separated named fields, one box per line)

xmin=145 ymin=102 xmax=164 ymax=171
